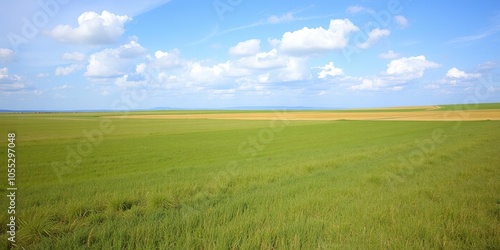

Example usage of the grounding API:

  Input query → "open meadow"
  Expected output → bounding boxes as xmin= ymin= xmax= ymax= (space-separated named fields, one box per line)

xmin=0 ymin=104 xmax=499 ymax=249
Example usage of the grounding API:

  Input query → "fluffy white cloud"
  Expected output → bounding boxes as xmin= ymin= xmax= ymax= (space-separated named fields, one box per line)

xmin=114 ymin=73 xmax=148 ymax=89
xmin=357 ymin=28 xmax=390 ymax=49
xmin=184 ymin=60 xmax=250 ymax=86
xmin=0 ymin=48 xmax=14 ymax=62
xmin=446 ymin=68 xmax=467 ymax=78
xmin=237 ymin=49 xmax=287 ymax=70
xmin=351 ymin=78 xmax=381 ymax=91
xmin=1 ymin=68 xmax=11 ymax=79
xmin=151 ymin=49 xmax=181 ymax=69
xmin=0 ymin=68 xmax=28 ymax=92
xmin=1 ymin=68 xmax=18 ymax=81
xmin=379 ymin=50 xmax=400 ymax=59
xmin=174 ymin=47 xmax=309 ymax=88
xmin=348 ymin=56 xmax=440 ymax=91
xmin=279 ymin=19 xmax=359 ymax=55
xmin=443 ymin=67 xmax=482 ymax=85
xmin=236 ymin=49 xmax=309 ymax=82
xmin=62 ymin=52 xmax=86 ymax=61
xmin=112 ymin=60 xmax=166 ymax=90
xmin=394 ymin=15 xmax=408 ymax=29
xmin=49 ymin=11 xmax=131 ymax=44
xmin=55 ymin=64 xmax=84 ymax=76
xmin=229 ymin=39 xmax=261 ymax=56
xmin=316 ymin=62 xmax=344 ymax=79
xmin=85 ymin=41 xmax=147 ymax=78
xmin=386 ymin=55 xmax=440 ymax=78
xmin=349 ymin=77 xmax=404 ymax=91
xmin=122 ymin=47 xmax=301 ymax=92
xmin=257 ymin=73 xmax=270 ymax=83
xmin=274 ymin=57 xmax=309 ymax=82
xmin=446 ymin=67 xmax=481 ymax=78
xmin=186 ymin=61 xmax=228 ymax=84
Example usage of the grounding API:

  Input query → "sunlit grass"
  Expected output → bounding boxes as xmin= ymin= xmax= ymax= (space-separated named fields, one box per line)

xmin=0 ymin=112 xmax=498 ymax=249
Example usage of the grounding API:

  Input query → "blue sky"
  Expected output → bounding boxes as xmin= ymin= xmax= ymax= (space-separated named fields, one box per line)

xmin=1 ymin=0 xmax=499 ymax=110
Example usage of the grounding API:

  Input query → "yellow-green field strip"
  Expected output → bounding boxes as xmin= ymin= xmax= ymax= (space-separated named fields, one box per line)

xmin=108 ymin=109 xmax=500 ymax=121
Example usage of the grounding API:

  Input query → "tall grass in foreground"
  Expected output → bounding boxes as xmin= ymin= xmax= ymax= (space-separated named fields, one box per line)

xmin=0 ymin=114 xmax=498 ymax=249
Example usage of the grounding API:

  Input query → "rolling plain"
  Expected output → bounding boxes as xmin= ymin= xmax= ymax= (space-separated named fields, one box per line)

xmin=0 ymin=103 xmax=499 ymax=249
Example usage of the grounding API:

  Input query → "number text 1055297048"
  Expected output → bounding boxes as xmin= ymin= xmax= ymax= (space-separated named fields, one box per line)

xmin=7 ymin=133 xmax=17 ymax=244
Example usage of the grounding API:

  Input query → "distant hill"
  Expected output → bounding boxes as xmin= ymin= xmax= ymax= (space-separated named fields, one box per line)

xmin=150 ymin=106 xmax=341 ymax=111
xmin=0 ymin=109 xmax=133 ymax=113
xmin=222 ymin=106 xmax=340 ymax=110
xmin=4 ymin=103 xmax=498 ymax=113
xmin=151 ymin=107 xmax=187 ymax=110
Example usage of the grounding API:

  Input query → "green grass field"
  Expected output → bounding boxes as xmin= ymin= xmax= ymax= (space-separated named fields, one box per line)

xmin=0 ymin=108 xmax=499 ymax=249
